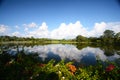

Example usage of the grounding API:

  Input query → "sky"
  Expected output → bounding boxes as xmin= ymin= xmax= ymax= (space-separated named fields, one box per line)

xmin=0 ymin=0 xmax=120 ymax=39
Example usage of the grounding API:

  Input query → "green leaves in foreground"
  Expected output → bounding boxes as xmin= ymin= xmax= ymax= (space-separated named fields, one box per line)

xmin=0 ymin=52 xmax=120 ymax=80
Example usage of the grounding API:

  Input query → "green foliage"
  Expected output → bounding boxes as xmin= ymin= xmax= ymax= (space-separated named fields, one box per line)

xmin=103 ymin=30 xmax=115 ymax=38
xmin=0 ymin=51 xmax=120 ymax=80
xmin=101 ymin=30 xmax=117 ymax=44
xmin=76 ymin=35 xmax=88 ymax=42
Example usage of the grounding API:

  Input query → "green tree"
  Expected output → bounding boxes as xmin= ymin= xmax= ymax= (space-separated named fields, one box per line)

xmin=76 ymin=35 xmax=87 ymax=42
xmin=115 ymin=32 xmax=120 ymax=39
xmin=102 ymin=30 xmax=115 ymax=44
xmin=88 ymin=37 xmax=98 ymax=42
xmin=103 ymin=30 xmax=115 ymax=38
xmin=114 ymin=32 xmax=120 ymax=44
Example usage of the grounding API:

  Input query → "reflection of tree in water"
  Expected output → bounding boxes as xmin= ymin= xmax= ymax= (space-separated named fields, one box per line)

xmin=113 ymin=45 xmax=120 ymax=55
xmin=101 ymin=45 xmax=115 ymax=56
xmin=75 ymin=43 xmax=101 ymax=50
xmin=116 ymin=51 xmax=120 ymax=55
xmin=75 ymin=43 xmax=88 ymax=50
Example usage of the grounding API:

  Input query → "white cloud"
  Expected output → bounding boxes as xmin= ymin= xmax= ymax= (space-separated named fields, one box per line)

xmin=24 ymin=27 xmax=28 ymax=32
xmin=0 ymin=25 xmax=7 ymax=33
xmin=18 ymin=21 xmax=120 ymax=39
xmin=0 ymin=25 xmax=8 ymax=35
xmin=26 ymin=22 xmax=49 ymax=38
xmin=23 ymin=22 xmax=38 ymax=34
xmin=12 ymin=31 xmax=21 ymax=36
xmin=50 ymin=21 xmax=120 ymax=39
xmin=88 ymin=22 xmax=120 ymax=37
xmin=50 ymin=21 xmax=88 ymax=39
xmin=23 ymin=22 xmax=37 ymax=28
xmin=106 ymin=22 xmax=120 ymax=33
xmin=88 ymin=22 xmax=107 ymax=37
xmin=1 ymin=21 xmax=120 ymax=39
xmin=15 ymin=25 xmax=20 ymax=29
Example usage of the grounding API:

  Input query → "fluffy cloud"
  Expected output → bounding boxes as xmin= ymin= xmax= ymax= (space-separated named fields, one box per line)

xmin=23 ymin=22 xmax=37 ymax=28
xmin=1 ymin=21 xmax=120 ymax=39
xmin=26 ymin=22 xmax=49 ymax=38
xmin=88 ymin=22 xmax=107 ymax=37
xmin=89 ymin=22 xmax=120 ymax=37
xmin=24 ymin=21 xmax=88 ymax=39
xmin=15 ymin=25 xmax=20 ymax=29
xmin=0 ymin=25 xmax=8 ymax=35
xmin=23 ymin=22 xmax=38 ymax=33
xmin=106 ymin=22 xmax=120 ymax=33
xmin=50 ymin=21 xmax=88 ymax=39
xmin=12 ymin=31 xmax=21 ymax=36
xmin=50 ymin=21 xmax=120 ymax=39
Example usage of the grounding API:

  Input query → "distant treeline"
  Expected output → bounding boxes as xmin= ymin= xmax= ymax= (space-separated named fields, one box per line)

xmin=0 ymin=30 xmax=120 ymax=44
xmin=0 ymin=36 xmax=75 ymax=44
xmin=76 ymin=30 xmax=120 ymax=45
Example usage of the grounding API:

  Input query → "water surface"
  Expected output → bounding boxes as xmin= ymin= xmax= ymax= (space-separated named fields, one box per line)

xmin=1 ymin=43 xmax=120 ymax=66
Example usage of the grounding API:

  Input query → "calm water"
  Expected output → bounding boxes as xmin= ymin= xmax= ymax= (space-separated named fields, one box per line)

xmin=1 ymin=43 xmax=120 ymax=66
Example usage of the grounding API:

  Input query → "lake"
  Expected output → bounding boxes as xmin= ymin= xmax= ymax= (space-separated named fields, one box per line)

xmin=0 ymin=43 xmax=120 ymax=66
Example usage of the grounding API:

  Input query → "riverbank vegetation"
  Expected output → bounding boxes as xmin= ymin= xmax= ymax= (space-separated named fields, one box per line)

xmin=0 ymin=50 xmax=120 ymax=80
xmin=0 ymin=30 xmax=120 ymax=45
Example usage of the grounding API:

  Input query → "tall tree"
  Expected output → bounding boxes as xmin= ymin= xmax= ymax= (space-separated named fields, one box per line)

xmin=115 ymin=32 xmax=120 ymax=39
xmin=114 ymin=32 xmax=120 ymax=43
xmin=102 ymin=30 xmax=115 ymax=43
xmin=76 ymin=35 xmax=87 ymax=42
xmin=103 ymin=30 xmax=115 ymax=38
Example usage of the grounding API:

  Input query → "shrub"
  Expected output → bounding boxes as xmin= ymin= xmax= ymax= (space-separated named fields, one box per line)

xmin=0 ymin=51 xmax=120 ymax=80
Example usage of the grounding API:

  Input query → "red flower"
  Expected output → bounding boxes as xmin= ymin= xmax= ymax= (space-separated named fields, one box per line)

xmin=38 ymin=63 xmax=45 ymax=67
xmin=106 ymin=64 xmax=115 ymax=72
xmin=66 ymin=64 xmax=76 ymax=75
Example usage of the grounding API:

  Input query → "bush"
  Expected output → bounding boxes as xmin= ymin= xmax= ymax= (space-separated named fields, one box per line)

xmin=0 ymin=51 xmax=120 ymax=80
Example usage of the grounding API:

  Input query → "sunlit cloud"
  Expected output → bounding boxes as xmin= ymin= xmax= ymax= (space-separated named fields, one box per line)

xmin=0 ymin=24 xmax=8 ymax=35
xmin=25 ymin=22 xmax=49 ymax=38
xmin=50 ymin=21 xmax=120 ymax=39
xmin=1 ymin=21 xmax=120 ymax=39
xmin=50 ymin=21 xmax=88 ymax=39
xmin=88 ymin=22 xmax=107 ymax=37
xmin=11 ymin=31 xmax=21 ymax=36
xmin=88 ymin=22 xmax=120 ymax=37
xmin=24 ymin=27 xmax=28 ymax=32
xmin=0 ymin=25 xmax=7 ymax=33
xmin=106 ymin=22 xmax=120 ymax=33
xmin=23 ymin=22 xmax=38 ymax=28
xmin=15 ymin=25 xmax=20 ymax=29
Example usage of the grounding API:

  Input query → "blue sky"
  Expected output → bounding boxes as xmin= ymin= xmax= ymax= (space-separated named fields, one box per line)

xmin=0 ymin=0 xmax=120 ymax=39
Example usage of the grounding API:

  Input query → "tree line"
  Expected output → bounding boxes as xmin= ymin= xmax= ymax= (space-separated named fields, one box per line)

xmin=76 ymin=30 xmax=120 ymax=44
xmin=0 ymin=35 xmax=75 ymax=43
xmin=0 ymin=30 xmax=120 ymax=44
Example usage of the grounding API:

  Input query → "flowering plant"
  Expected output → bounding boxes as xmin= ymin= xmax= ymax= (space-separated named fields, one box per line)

xmin=106 ymin=64 xmax=115 ymax=72
xmin=0 ymin=51 xmax=120 ymax=80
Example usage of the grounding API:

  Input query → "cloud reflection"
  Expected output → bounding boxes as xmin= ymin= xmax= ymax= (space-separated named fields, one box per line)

xmin=24 ymin=44 xmax=120 ymax=64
